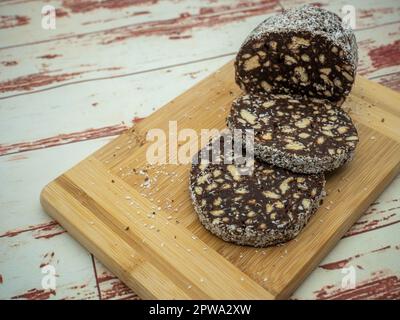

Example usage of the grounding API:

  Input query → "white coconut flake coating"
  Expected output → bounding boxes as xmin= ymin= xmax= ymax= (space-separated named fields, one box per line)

xmin=226 ymin=93 xmax=359 ymax=174
xmin=247 ymin=5 xmax=358 ymax=67
xmin=235 ymin=5 xmax=358 ymax=104
xmin=189 ymin=131 xmax=326 ymax=247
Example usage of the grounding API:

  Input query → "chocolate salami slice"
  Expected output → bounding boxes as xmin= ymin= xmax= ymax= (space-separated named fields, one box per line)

xmin=189 ymin=131 xmax=326 ymax=247
xmin=227 ymin=94 xmax=359 ymax=174
xmin=235 ymin=5 xmax=358 ymax=105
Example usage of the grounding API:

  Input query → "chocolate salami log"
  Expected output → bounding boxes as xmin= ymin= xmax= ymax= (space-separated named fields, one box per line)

xmin=235 ymin=5 xmax=358 ymax=105
xmin=227 ymin=94 xmax=359 ymax=174
xmin=189 ymin=131 xmax=326 ymax=247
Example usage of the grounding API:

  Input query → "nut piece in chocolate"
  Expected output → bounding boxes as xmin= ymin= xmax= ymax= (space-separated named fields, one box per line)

xmin=189 ymin=131 xmax=326 ymax=247
xmin=235 ymin=5 xmax=358 ymax=105
xmin=227 ymin=94 xmax=359 ymax=174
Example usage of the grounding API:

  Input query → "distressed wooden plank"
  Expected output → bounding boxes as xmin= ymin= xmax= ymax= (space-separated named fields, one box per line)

xmin=0 ymin=138 xmax=116 ymax=300
xmin=344 ymin=184 xmax=400 ymax=238
xmin=280 ymin=0 xmax=400 ymax=29
xmin=0 ymin=3 xmax=281 ymax=98
xmin=356 ymin=24 xmax=400 ymax=77
xmin=0 ymin=137 xmax=113 ymax=233
xmin=1 ymin=0 xmax=399 ymax=300
xmin=0 ymin=0 xmax=187 ymax=47
xmin=0 ymin=228 xmax=99 ymax=300
xmin=2 ymin=0 xmax=398 ymax=49
xmin=0 ymin=56 xmax=232 ymax=152
xmin=292 ymin=222 xmax=400 ymax=299
xmin=1 ymin=21 xmax=400 ymax=151
xmin=0 ymin=0 xmax=280 ymax=48
xmin=313 ymin=271 xmax=400 ymax=299
xmin=2 ymin=0 xmax=394 ymax=98
xmin=0 ymin=17 xmax=397 ymax=102
xmin=92 ymin=257 xmax=139 ymax=300
xmin=372 ymin=71 xmax=400 ymax=92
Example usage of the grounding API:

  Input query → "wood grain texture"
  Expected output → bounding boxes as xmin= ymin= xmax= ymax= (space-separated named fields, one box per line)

xmin=40 ymin=61 xmax=400 ymax=299
xmin=1 ymin=0 xmax=399 ymax=301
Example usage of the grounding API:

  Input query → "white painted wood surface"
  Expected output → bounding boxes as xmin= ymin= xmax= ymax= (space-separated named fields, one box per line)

xmin=0 ymin=0 xmax=399 ymax=299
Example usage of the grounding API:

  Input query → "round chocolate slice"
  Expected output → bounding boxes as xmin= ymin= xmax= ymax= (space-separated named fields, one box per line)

xmin=235 ymin=5 xmax=358 ymax=105
xmin=189 ymin=132 xmax=326 ymax=247
xmin=227 ymin=94 xmax=359 ymax=174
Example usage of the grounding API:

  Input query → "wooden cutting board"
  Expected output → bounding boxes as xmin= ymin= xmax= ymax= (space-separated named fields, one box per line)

xmin=40 ymin=61 xmax=400 ymax=300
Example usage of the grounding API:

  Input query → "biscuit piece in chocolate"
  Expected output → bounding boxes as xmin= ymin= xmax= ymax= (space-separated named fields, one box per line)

xmin=235 ymin=5 xmax=358 ymax=105
xmin=189 ymin=132 xmax=326 ymax=247
xmin=227 ymin=94 xmax=359 ymax=174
